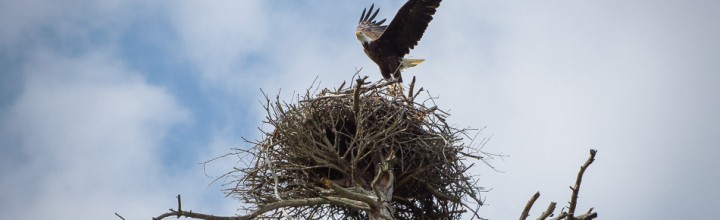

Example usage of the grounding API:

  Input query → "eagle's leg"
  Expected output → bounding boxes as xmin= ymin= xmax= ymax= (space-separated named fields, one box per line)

xmin=386 ymin=60 xmax=406 ymax=97
xmin=387 ymin=78 xmax=404 ymax=97
xmin=393 ymin=81 xmax=404 ymax=96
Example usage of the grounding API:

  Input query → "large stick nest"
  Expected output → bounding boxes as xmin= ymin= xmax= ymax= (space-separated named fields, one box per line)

xmin=224 ymin=77 xmax=487 ymax=219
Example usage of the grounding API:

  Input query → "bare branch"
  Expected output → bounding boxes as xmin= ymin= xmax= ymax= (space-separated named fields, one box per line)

xmin=537 ymin=202 xmax=556 ymax=220
xmin=575 ymin=208 xmax=597 ymax=220
xmin=520 ymin=149 xmax=598 ymax=220
xmin=322 ymin=178 xmax=379 ymax=208
xmin=550 ymin=212 xmax=570 ymax=220
xmin=568 ymin=149 xmax=597 ymax=216
xmin=407 ymin=76 xmax=416 ymax=102
xmin=520 ymin=191 xmax=540 ymax=220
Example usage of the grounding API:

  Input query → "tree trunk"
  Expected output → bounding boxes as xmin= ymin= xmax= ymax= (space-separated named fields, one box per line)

xmin=368 ymin=169 xmax=395 ymax=220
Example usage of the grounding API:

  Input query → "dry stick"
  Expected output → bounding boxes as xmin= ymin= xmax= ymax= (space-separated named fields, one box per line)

xmin=266 ymin=151 xmax=293 ymax=219
xmin=424 ymin=183 xmax=461 ymax=203
xmin=321 ymin=178 xmax=379 ymax=208
xmin=353 ymin=78 xmax=363 ymax=113
xmin=568 ymin=149 xmax=597 ymax=217
xmin=315 ymin=79 xmax=392 ymax=98
xmin=176 ymin=194 xmax=182 ymax=218
xmin=537 ymin=202 xmax=556 ymax=220
xmin=114 ymin=213 xmax=126 ymax=220
xmin=575 ymin=210 xmax=598 ymax=220
xmin=520 ymin=191 xmax=540 ymax=220
xmin=337 ymin=81 xmax=347 ymax=93
xmin=413 ymin=87 xmax=424 ymax=102
xmin=407 ymin=76 xmax=416 ymax=102
xmin=550 ymin=212 xmax=570 ymax=220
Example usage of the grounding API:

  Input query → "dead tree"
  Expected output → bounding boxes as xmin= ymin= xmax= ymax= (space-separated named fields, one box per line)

xmin=519 ymin=149 xmax=598 ymax=220
xmin=152 ymin=76 xmax=489 ymax=219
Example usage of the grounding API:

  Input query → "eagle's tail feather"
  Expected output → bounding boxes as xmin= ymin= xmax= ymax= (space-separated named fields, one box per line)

xmin=400 ymin=58 xmax=425 ymax=69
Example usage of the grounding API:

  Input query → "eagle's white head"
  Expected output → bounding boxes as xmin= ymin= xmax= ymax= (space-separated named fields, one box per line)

xmin=355 ymin=29 xmax=373 ymax=45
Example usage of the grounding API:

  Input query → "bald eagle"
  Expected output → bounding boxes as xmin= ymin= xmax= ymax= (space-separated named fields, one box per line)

xmin=355 ymin=0 xmax=442 ymax=83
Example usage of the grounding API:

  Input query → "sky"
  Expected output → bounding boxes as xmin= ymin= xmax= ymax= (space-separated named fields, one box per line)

xmin=1 ymin=0 xmax=719 ymax=219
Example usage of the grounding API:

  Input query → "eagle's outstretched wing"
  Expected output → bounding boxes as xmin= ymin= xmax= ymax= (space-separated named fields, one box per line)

xmin=376 ymin=0 xmax=441 ymax=56
xmin=357 ymin=4 xmax=387 ymax=41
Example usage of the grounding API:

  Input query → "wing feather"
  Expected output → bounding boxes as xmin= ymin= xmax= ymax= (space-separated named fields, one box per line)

xmin=376 ymin=18 xmax=387 ymax=25
xmin=364 ymin=4 xmax=374 ymax=21
xmin=359 ymin=8 xmax=367 ymax=24
xmin=369 ymin=6 xmax=380 ymax=21
xmin=375 ymin=0 xmax=442 ymax=56
xmin=357 ymin=4 xmax=388 ymax=41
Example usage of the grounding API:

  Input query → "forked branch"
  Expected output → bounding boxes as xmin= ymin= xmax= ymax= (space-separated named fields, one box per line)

xmin=519 ymin=149 xmax=598 ymax=220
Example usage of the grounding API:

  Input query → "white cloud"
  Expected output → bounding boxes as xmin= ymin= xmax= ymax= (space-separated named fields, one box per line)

xmin=0 ymin=49 xmax=189 ymax=219
xmin=167 ymin=0 xmax=270 ymax=89
xmin=164 ymin=1 xmax=378 ymax=120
